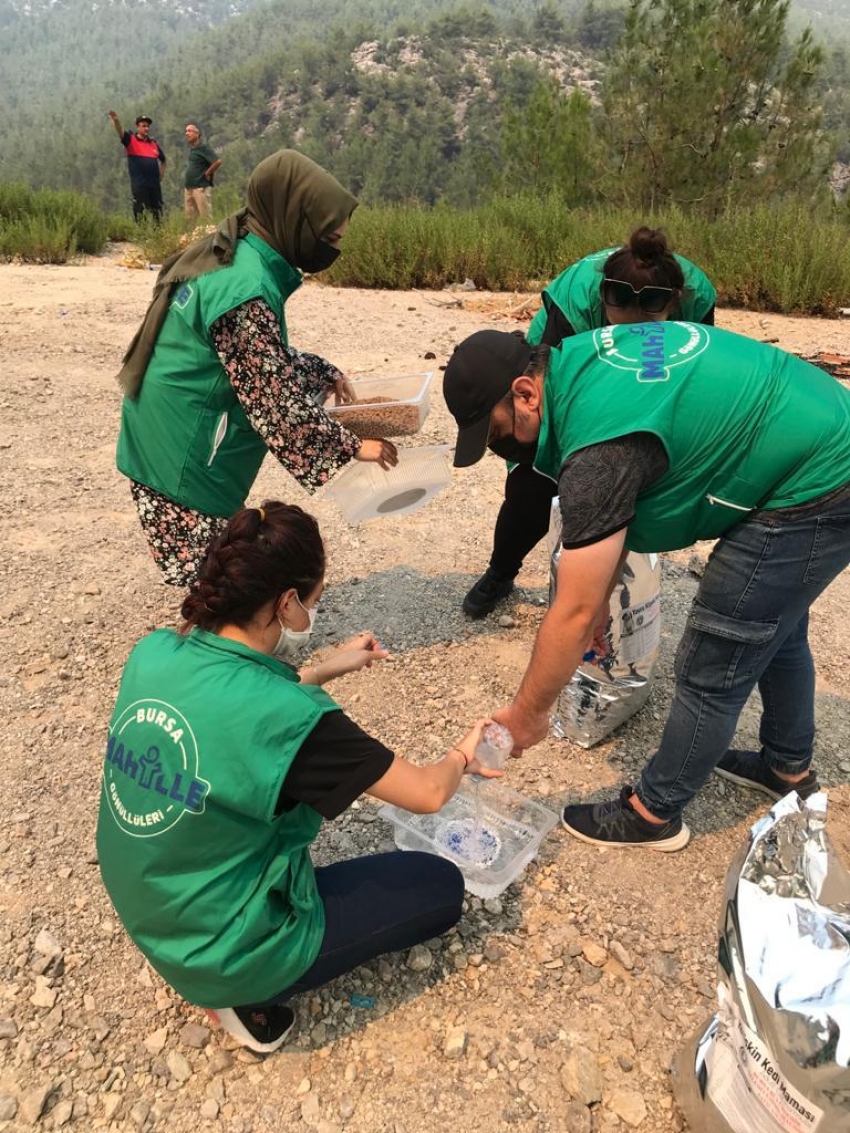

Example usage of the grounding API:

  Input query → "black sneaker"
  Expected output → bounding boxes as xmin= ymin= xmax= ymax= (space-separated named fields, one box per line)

xmin=561 ymin=786 xmax=690 ymax=852
xmin=715 ymin=749 xmax=820 ymax=801
xmin=206 ymin=1004 xmax=295 ymax=1053
xmin=462 ymin=569 xmax=515 ymax=618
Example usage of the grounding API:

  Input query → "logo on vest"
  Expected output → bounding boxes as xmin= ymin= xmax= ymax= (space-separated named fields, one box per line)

xmin=103 ymin=699 xmax=210 ymax=838
xmin=172 ymin=282 xmax=195 ymax=310
xmin=594 ymin=322 xmax=709 ymax=383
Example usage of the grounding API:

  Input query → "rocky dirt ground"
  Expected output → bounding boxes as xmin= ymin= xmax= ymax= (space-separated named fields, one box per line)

xmin=0 ymin=247 xmax=849 ymax=1133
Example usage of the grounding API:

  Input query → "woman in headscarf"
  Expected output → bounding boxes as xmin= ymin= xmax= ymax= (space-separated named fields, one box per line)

xmin=116 ymin=150 xmax=398 ymax=586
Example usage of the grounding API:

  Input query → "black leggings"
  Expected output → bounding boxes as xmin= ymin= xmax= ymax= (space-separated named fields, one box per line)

xmin=490 ymin=464 xmax=556 ymax=579
xmin=248 ymin=851 xmax=464 ymax=1008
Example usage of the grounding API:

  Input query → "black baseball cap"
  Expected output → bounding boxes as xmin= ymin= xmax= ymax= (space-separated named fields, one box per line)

xmin=443 ymin=330 xmax=533 ymax=467
xmin=135 ymin=115 xmax=153 ymax=126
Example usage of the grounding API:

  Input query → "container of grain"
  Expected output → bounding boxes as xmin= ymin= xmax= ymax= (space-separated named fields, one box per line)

xmin=325 ymin=372 xmax=434 ymax=438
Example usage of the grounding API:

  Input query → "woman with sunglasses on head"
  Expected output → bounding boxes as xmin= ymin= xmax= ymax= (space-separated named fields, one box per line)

xmin=97 ymin=500 xmax=499 ymax=1054
xmin=462 ymin=227 xmax=716 ymax=618
xmin=116 ymin=150 xmax=399 ymax=589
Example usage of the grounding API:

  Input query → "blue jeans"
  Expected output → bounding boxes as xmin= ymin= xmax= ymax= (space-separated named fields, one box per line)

xmin=247 ymin=851 xmax=464 ymax=1008
xmin=636 ymin=492 xmax=850 ymax=821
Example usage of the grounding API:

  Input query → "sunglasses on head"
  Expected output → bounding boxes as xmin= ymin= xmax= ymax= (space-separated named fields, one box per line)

xmin=601 ymin=278 xmax=674 ymax=314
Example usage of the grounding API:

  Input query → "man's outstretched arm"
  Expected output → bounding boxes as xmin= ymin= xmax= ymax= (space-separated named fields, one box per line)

xmin=107 ymin=110 xmax=124 ymax=140
xmin=493 ymin=528 xmax=628 ymax=752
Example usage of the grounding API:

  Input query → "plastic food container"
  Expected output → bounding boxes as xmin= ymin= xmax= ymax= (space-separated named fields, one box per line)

xmin=379 ymin=778 xmax=558 ymax=899
xmin=325 ymin=444 xmax=452 ymax=524
xmin=325 ymin=372 xmax=434 ymax=438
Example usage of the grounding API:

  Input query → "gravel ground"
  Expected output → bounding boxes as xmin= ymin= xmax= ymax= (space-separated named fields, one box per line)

xmin=0 ymin=247 xmax=848 ymax=1133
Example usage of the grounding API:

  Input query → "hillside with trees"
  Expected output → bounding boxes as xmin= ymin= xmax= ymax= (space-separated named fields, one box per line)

xmin=0 ymin=0 xmax=847 ymax=213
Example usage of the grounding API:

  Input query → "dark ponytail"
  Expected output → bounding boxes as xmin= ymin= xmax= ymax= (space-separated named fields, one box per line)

xmin=181 ymin=501 xmax=325 ymax=632
xmin=603 ymin=226 xmax=685 ymax=291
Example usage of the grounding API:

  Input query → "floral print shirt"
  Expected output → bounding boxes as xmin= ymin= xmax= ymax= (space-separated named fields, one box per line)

xmin=211 ymin=299 xmax=361 ymax=490
xmin=131 ymin=297 xmax=361 ymax=585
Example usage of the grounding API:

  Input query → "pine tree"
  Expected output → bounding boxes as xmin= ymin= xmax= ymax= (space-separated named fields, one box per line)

xmin=502 ymin=79 xmax=601 ymax=204
xmin=601 ymin=0 xmax=829 ymax=213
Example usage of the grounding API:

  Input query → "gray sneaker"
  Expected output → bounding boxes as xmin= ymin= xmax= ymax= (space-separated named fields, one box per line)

xmin=561 ymin=786 xmax=691 ymax=852
xmin=715 ymin=749 xmax=820 ymax=801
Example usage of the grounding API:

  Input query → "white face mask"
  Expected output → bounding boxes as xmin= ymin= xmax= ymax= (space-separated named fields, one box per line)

xmin=271 ymin=595 xmax=317 ymax=661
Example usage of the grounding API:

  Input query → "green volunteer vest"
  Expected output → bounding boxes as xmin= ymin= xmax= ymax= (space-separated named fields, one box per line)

xmin=116 ymin=234 xmax=302 ymax=517
xmin=527 ymin=247 xmax=716 ymax=344
xmin=96 ymin=628 xmax=340 ymax=1007
xmin=533 ymin=322 xmax=850 ymax=552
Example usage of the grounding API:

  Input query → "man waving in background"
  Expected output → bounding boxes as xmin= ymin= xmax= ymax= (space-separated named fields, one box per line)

xmin=108 ymin=110 xmax=166 ymax=223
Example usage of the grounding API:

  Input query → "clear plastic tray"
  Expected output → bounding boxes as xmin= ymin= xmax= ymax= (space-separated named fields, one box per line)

xmin=325 ymin=372 xmax=433 ymax=438
xmin=379 ymin=778 xmax=558 ymax=899
xmin=325 ymin=444 xmax=451 ymax=524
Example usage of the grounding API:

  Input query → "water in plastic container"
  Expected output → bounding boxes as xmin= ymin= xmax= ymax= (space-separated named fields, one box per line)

xmin=474 ymin=722 xmax=513 ymax=770
xmin=438 ymin=819 xmax=502 ymax=868
xmin=465 ymin=723 xmax=514 ymax=860
xmin=379 ymin=778 xmax=558 ymax=899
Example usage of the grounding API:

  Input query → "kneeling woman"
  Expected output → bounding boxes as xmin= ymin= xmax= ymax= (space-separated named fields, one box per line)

xmin=97 ymin=502 xmax=497 ymax=1053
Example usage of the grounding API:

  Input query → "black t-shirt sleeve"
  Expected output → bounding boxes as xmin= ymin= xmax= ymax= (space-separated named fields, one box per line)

xmin=557 ymin=432 xmax=669 ymax=548
xmin=701 ymin=304 xmax=716 ymax=326
xmin=540 ymin=303 xmax=577 ymax=348
xmin=276 ymin=710 xmax=395 ymax=821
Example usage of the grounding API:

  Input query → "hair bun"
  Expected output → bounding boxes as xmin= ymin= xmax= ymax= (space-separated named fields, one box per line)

xmin=629 ymin=226 xmax=671 ymax=265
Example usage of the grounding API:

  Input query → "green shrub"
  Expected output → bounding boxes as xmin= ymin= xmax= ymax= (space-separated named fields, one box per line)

xmin=129 ymin=214 xmax=198 ymax=267
xmin=328 ymin=196 xmax=850 ymax=314
xmin=2 ymin=182 xmax=849 ymax=314
xmin=0 ymin=183 xmax=108 ymax=261
xmin=105 ymin=213 xmax=136 ymax=242
xmin=691 ymin=202 xmax=850 ymax=315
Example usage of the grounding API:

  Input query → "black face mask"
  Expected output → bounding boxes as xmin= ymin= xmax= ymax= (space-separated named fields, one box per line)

xmin=488 ymin=435 xmax=538 ymax=464
xmin=487 ymin=395 xmax=540 ymax=464
xmin=299 ymin=241 xmax=340 ymax=274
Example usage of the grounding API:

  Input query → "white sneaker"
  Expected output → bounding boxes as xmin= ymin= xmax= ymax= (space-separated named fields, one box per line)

xmin=205 ymin=1005 xmax=295 ymax=1054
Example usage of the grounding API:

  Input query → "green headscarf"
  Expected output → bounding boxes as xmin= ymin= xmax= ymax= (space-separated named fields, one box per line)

xmin=117 ymin=150 xmax=357 ymax=398
xmin=244 ymin=149 xmax=357 ymax=270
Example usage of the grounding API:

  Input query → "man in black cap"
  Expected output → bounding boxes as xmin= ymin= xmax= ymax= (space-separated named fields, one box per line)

xmin=443 ymin=327 xmax=850 ymax=852
xmin=108 ymin=110 xmax=166 ymax=222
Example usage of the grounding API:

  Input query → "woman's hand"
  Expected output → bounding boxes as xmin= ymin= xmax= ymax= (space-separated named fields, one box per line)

xmin=356 ymin=439 xmax=399 ymax=470
xmin=332 ymin=375 xmax=356 ymax=406
xmin=337 ymin=632 xmax=388 ymax=669
xmin=452 ymin=718 xmax=504 ymax=780
xmin=306 ymin=633 xmax=388 ymax=684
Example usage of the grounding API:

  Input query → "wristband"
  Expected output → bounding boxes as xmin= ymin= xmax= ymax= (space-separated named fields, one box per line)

xmin=451 ymin=746 xmax=472 ymax=767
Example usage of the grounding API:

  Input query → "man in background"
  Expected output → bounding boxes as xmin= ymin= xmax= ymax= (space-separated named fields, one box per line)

xmin=108 ymin=111 xmax=166 ymax=223
xmin=183 ymin=124 xmax=222 ymax=220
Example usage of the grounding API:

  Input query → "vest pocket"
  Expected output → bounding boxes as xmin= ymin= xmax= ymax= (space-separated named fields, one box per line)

xmin=208 ymin=411 xmax=228 ymax=467
xmin=675 ymin=600 xmax=779 ymax=693
xmin=705 ymin=473 xmax=764 ymax=514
